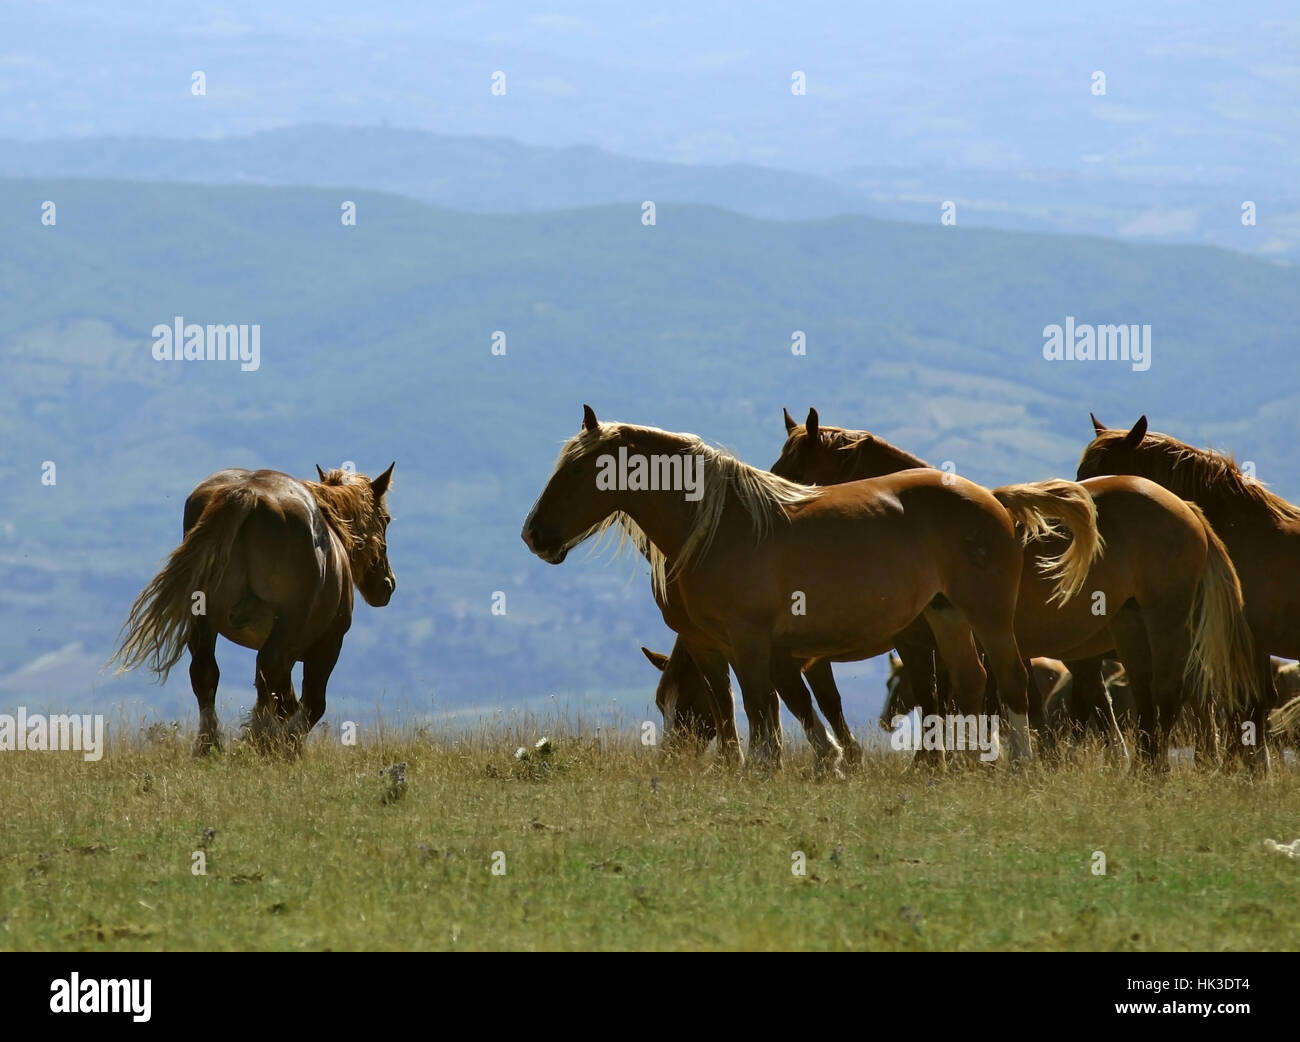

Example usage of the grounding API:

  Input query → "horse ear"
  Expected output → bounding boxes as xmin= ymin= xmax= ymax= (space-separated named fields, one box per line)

xmin=315 ymin=464 xmax=327 ymax=481
xmin=783 ymin=407 xmax=798 ymax=434
xmin=1090 ymin=413 xmax=1107 ymax=436
xmin=582 ymin=404 xmax=599 ymax=432
xmin=805 ymin=407 xmax=820 ymax=442
xmin=369 ymin=462 xmax=396 ymax=498
xmin=641 ymin=646 xmax=670 ymax=672
xmin=1121 ymin=416 xmax=1148 ymax=449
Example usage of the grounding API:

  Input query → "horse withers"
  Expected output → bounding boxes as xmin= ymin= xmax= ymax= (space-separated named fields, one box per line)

xmin=110 ymin=464 xmax=397 ymax=754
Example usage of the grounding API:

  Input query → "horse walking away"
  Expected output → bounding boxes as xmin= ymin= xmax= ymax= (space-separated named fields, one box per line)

xmin=109 ymin=464 xmax=397 ymax=754
xmin=1078 ymin=415 xmax=1297 ymax=770
xmin=524 ymin=405 xmax=1100 ymax=771
xmin=771 ymin=408 xmax=1257 ymax=768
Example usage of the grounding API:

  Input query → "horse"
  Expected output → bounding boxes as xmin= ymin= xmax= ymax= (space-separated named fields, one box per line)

xmin=642 ymin=641 xmax=866 ymax=765
xmin=523 ymin=405 xmax=1100 ymax=769
xmin=1042 ymin=658 xmax=1134 ymax=737
xmin=640 ymin=643 xmax=721 ymax=748
xmin=883 ymin=652 xmax=1069 ymax=732
xmin=1077 ymin=415 xmax=1295 ymax=770
xmin=771 ymin=408 xmax=1257 ymax=767
xmin=109 ymin=464 xmax=397 ymax=754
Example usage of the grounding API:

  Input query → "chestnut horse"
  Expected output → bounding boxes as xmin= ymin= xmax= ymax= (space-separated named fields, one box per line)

xmin=1078 ymin=415 xmax=1300 ymax=768
xmin=110 ymin=465 xmax=397 ymax=753
xmin=524 ymin=406 xmax=1100 ymax=769
xmin=772 ymin=410 xmax=1256 ymax=767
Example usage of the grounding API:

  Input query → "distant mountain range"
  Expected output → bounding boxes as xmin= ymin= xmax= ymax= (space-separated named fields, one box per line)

xmin=2 ymin=127 xmax=1295 ymax=260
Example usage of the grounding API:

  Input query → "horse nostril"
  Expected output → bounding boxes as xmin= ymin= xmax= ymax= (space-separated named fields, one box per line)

xmin=522 ymin=525 xmax=537 ymax=549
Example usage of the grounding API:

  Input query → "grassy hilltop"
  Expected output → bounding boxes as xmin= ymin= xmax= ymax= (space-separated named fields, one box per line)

xmin=3 ymin=730 xmax=1297 ymax=952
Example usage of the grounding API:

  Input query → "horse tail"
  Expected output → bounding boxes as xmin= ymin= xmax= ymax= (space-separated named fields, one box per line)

xmin=1183 ymin=502 xmax=1259 ymax=716
xmin=108 ymin=487 xmax=258 ymax=681
xmin=992 ymin=479 xmax=1103 ymax=606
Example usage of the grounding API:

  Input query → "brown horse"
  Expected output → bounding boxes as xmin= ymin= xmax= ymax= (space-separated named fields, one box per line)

xmin=774 ymin=409 xmax=1257 ymax=767
xmin=883 ymin=652 xmax=1069 ymax=732
xmin=110 ymin=465 xmax=397 ymax=753
xmin=1077 ymin=415 xmax=1300 ymax=769
xmin=642 ymin=640 xmax=867 ymax=765
xmin=524 ymin=406 xmax=1100 ymax=768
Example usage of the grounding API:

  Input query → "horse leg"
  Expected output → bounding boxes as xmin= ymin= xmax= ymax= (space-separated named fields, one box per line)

xmin=804 ymin=658 xmax=862 ymax=766
xmin=272 ymin=677 xmax=300 ymax=722
xmin=1231 ymin=653 xmax=1274 ymax=774
xmin=728 ymin=632 xmax=783 ymax=771
xmin=187 ymin=619 xmax=222 ymax=755
xmin=921 ymin=607 xmax=998 ymax=765
xmin=1066 ymin=655 xmax=1128 ymax=764
xmin=1188 ymin=698 xmax=1221 ymax=770
xmin=896 ymin=639 xmax=944 ymax=767
xmin=249 ymin=616 xmax=295 ymax=752
xmin=290 ymin=624 xmax=347 ymax=748
xmin=695 ymin=647 xmax=743 ymax=766
xmin=1109 ymin=609 xmax=1164 ymax=770
xmin=772 ymin=653 xmax=843 ymax=776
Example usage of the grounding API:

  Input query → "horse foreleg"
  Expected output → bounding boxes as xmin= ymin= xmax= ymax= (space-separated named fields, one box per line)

xmin=187 ymin=620 xmax=222 ymax=756
xmin=772 ymin=653 xmax=842 ymax=777
xmin=692 ymin=644 xmax=742 ymax=766
xmin=729 ymin=634 xmax=783 ymax=772
xmin=804 ymin=658 xmax=862 ymax=766
xmin=292 ymin=625 xmax=347 ymax=750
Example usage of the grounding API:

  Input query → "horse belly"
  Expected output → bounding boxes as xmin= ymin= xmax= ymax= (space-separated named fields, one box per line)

xmin=772 ymin=570 xmax=931 ymax=659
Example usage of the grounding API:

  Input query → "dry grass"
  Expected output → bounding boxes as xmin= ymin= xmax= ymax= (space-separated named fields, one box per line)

xmin=1 ymin=724 xmax=1297 ymax=951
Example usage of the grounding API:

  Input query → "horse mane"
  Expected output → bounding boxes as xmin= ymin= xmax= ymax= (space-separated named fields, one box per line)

xmin=307 ymin=469 xmax=391 ymax=575
xmin=818 ymin=426 xmax=931 ymax=473
xmin=1083 ymin=429 xmax=1300 ymax=523
xmin=554 ymin=422 xmax=823 ymax=600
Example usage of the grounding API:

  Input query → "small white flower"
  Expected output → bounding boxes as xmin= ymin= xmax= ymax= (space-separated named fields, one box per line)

xmin=535 ymin=736 xmax=553 ymax=754
xmin=514 ymin=746 xmax=527 ymax=760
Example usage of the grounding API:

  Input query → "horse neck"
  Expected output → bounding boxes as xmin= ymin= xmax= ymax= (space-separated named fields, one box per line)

xmin=616 ymin=485 xmax=700 ymax=564
xmin=846 ymin=433 xmax=930 ymax=479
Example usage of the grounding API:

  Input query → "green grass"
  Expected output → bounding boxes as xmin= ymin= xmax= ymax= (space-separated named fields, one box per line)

xmin=2 ymin=730 xmax=1297 ymax=951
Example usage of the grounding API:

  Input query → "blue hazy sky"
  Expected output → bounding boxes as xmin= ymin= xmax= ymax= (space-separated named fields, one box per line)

xmin=2 ymin=1 xmax=1296 ymax=186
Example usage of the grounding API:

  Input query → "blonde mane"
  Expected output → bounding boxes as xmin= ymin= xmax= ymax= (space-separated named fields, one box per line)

xmin=307 ymin=469 xmax=391 ymax=576
xmin=1083 ymin=429 xmax=1300 ymax=524
xmin=552 ymin=422 xmax=822 ymax=600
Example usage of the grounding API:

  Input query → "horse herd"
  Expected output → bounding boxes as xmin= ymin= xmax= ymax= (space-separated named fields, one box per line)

xmin=112 ymin=408 xmax=1300 ymax=774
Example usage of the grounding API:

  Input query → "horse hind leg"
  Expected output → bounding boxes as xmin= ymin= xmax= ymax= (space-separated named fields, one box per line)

xmin=895 ymin=639 xmax=944 ymax=768
xmin=1108 ymin=607 xmax=1166 ymax=771
xmin=804 ymin=658 xmax=861 ymax=766
xmin=187 ymin=619 xmax=222 ymax=755
xmin=247 ymin=616 xmax=295 ymax=754
xmin=772 ymin=654 xmax=843 ymax=777
xmin=921 ymin=606 xmax=1005 ymax=766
